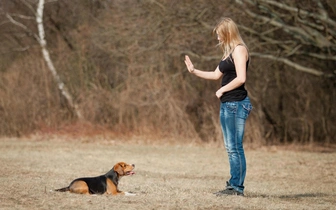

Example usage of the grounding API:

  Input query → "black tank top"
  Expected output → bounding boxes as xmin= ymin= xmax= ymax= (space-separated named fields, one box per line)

xmin=218 ymin=54 xmax=249 ymax=103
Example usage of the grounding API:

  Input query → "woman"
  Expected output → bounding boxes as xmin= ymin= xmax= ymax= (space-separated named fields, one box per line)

xmin=184 ymin=17 xmax=252 ymax=196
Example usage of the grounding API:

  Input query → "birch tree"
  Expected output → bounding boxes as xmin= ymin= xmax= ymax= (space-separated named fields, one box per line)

xmin=5 ymin=0 xmax=83 ymax=119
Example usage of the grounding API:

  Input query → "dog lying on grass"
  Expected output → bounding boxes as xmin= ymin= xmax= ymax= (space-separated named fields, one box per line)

xmin=55 ymin=162 xmax=135 ymax=196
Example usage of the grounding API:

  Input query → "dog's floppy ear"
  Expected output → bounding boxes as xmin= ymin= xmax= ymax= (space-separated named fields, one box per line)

xmin=113 ymin=163 xmax=125 ymax=175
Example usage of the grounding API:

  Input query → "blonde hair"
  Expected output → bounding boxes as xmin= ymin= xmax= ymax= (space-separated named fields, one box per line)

xmin=213 ymin=17 xmax=248 ymax=58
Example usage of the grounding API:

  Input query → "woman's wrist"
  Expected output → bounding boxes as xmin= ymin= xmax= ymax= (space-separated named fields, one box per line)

xmin=191 ymin=66 xmax=195 ymax=73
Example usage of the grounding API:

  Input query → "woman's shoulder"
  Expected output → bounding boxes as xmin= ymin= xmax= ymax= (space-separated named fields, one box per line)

xmin=233 ymin=44 xmax=247 ymax=52
xmin=232 ymin=44 xmax=248 ymax=60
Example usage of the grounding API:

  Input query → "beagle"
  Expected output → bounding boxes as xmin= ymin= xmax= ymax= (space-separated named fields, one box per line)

xmin=55 ymin=162 xmax=135 ymax=195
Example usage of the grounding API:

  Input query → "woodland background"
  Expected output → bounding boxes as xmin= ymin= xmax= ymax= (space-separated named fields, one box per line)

xmin=0 ymin=0 xmax=335 ymax=145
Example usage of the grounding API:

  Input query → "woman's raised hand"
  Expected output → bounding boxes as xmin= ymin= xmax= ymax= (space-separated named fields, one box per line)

xmin=184 ymin=55 xmax=195 ymax=73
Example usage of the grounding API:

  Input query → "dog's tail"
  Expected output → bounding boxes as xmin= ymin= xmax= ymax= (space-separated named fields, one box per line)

xmin=54 ymin=186 xmax=70 ymax=192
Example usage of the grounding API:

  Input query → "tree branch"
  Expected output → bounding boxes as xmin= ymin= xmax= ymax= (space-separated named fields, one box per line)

xmin=19 ymin=0 xmax=37 ymax=16
xmin=297 ymin=52 xmax=336 ymax=61
xmin=5 ymin=13 xmax=40 ymax=41
xmin=258 ymin=0 xmax=336 ymax=28
xmin=236 ymin=0 xmax=333 ymax=48
xmin=250 ymin=52 xmax=334 ymax=77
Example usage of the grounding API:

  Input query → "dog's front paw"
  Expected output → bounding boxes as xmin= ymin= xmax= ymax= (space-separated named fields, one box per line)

xmin=125 ymin=192 xmax=136 ymax=196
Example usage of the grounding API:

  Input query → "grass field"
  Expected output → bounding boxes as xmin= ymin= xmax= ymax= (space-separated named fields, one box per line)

xmin=0 ymin=136 xmax=335 ymax=210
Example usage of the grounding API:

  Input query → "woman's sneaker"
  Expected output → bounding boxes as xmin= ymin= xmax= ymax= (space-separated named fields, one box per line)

xmin=214 ymin=188 xmax=244 ymax=196
xmin=214 ymin=182 xmax=244 ymax=196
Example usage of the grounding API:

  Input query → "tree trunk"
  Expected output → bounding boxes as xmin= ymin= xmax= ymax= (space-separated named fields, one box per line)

xmin=36 ymin=0 xmax=83 ymax=120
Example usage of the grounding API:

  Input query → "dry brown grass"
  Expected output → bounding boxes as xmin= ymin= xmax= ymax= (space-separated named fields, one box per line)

xmin=0 ymin=136 xmax=335 ymax=210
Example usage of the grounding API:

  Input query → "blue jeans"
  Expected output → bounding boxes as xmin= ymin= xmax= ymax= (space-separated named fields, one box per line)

xmin=219 ymin=96 xmax=252 ymax=193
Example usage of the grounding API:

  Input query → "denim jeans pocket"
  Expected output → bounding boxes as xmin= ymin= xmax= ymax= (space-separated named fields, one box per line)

xmin=225 ymin=102 xmax=238 ymax=114
xmin=241 ymin=104 xmax=253 ymax=119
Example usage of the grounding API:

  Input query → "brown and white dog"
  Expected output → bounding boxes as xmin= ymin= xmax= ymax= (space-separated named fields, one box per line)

xmin=55 ymin=162 xmax=135 ymax=195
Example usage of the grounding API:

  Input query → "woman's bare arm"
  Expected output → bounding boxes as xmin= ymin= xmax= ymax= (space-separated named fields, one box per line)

xmin=184 ymin=55 xmax=222 ymax=80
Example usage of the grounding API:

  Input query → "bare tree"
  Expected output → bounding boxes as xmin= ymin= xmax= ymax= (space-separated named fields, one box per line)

xmin=232 ymin=0 xmax=336 ymax=143
xmin=235 ymin=0 xmax=336 ymax=77
xmin=5 ymin=0 xmax=83 ymax=119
